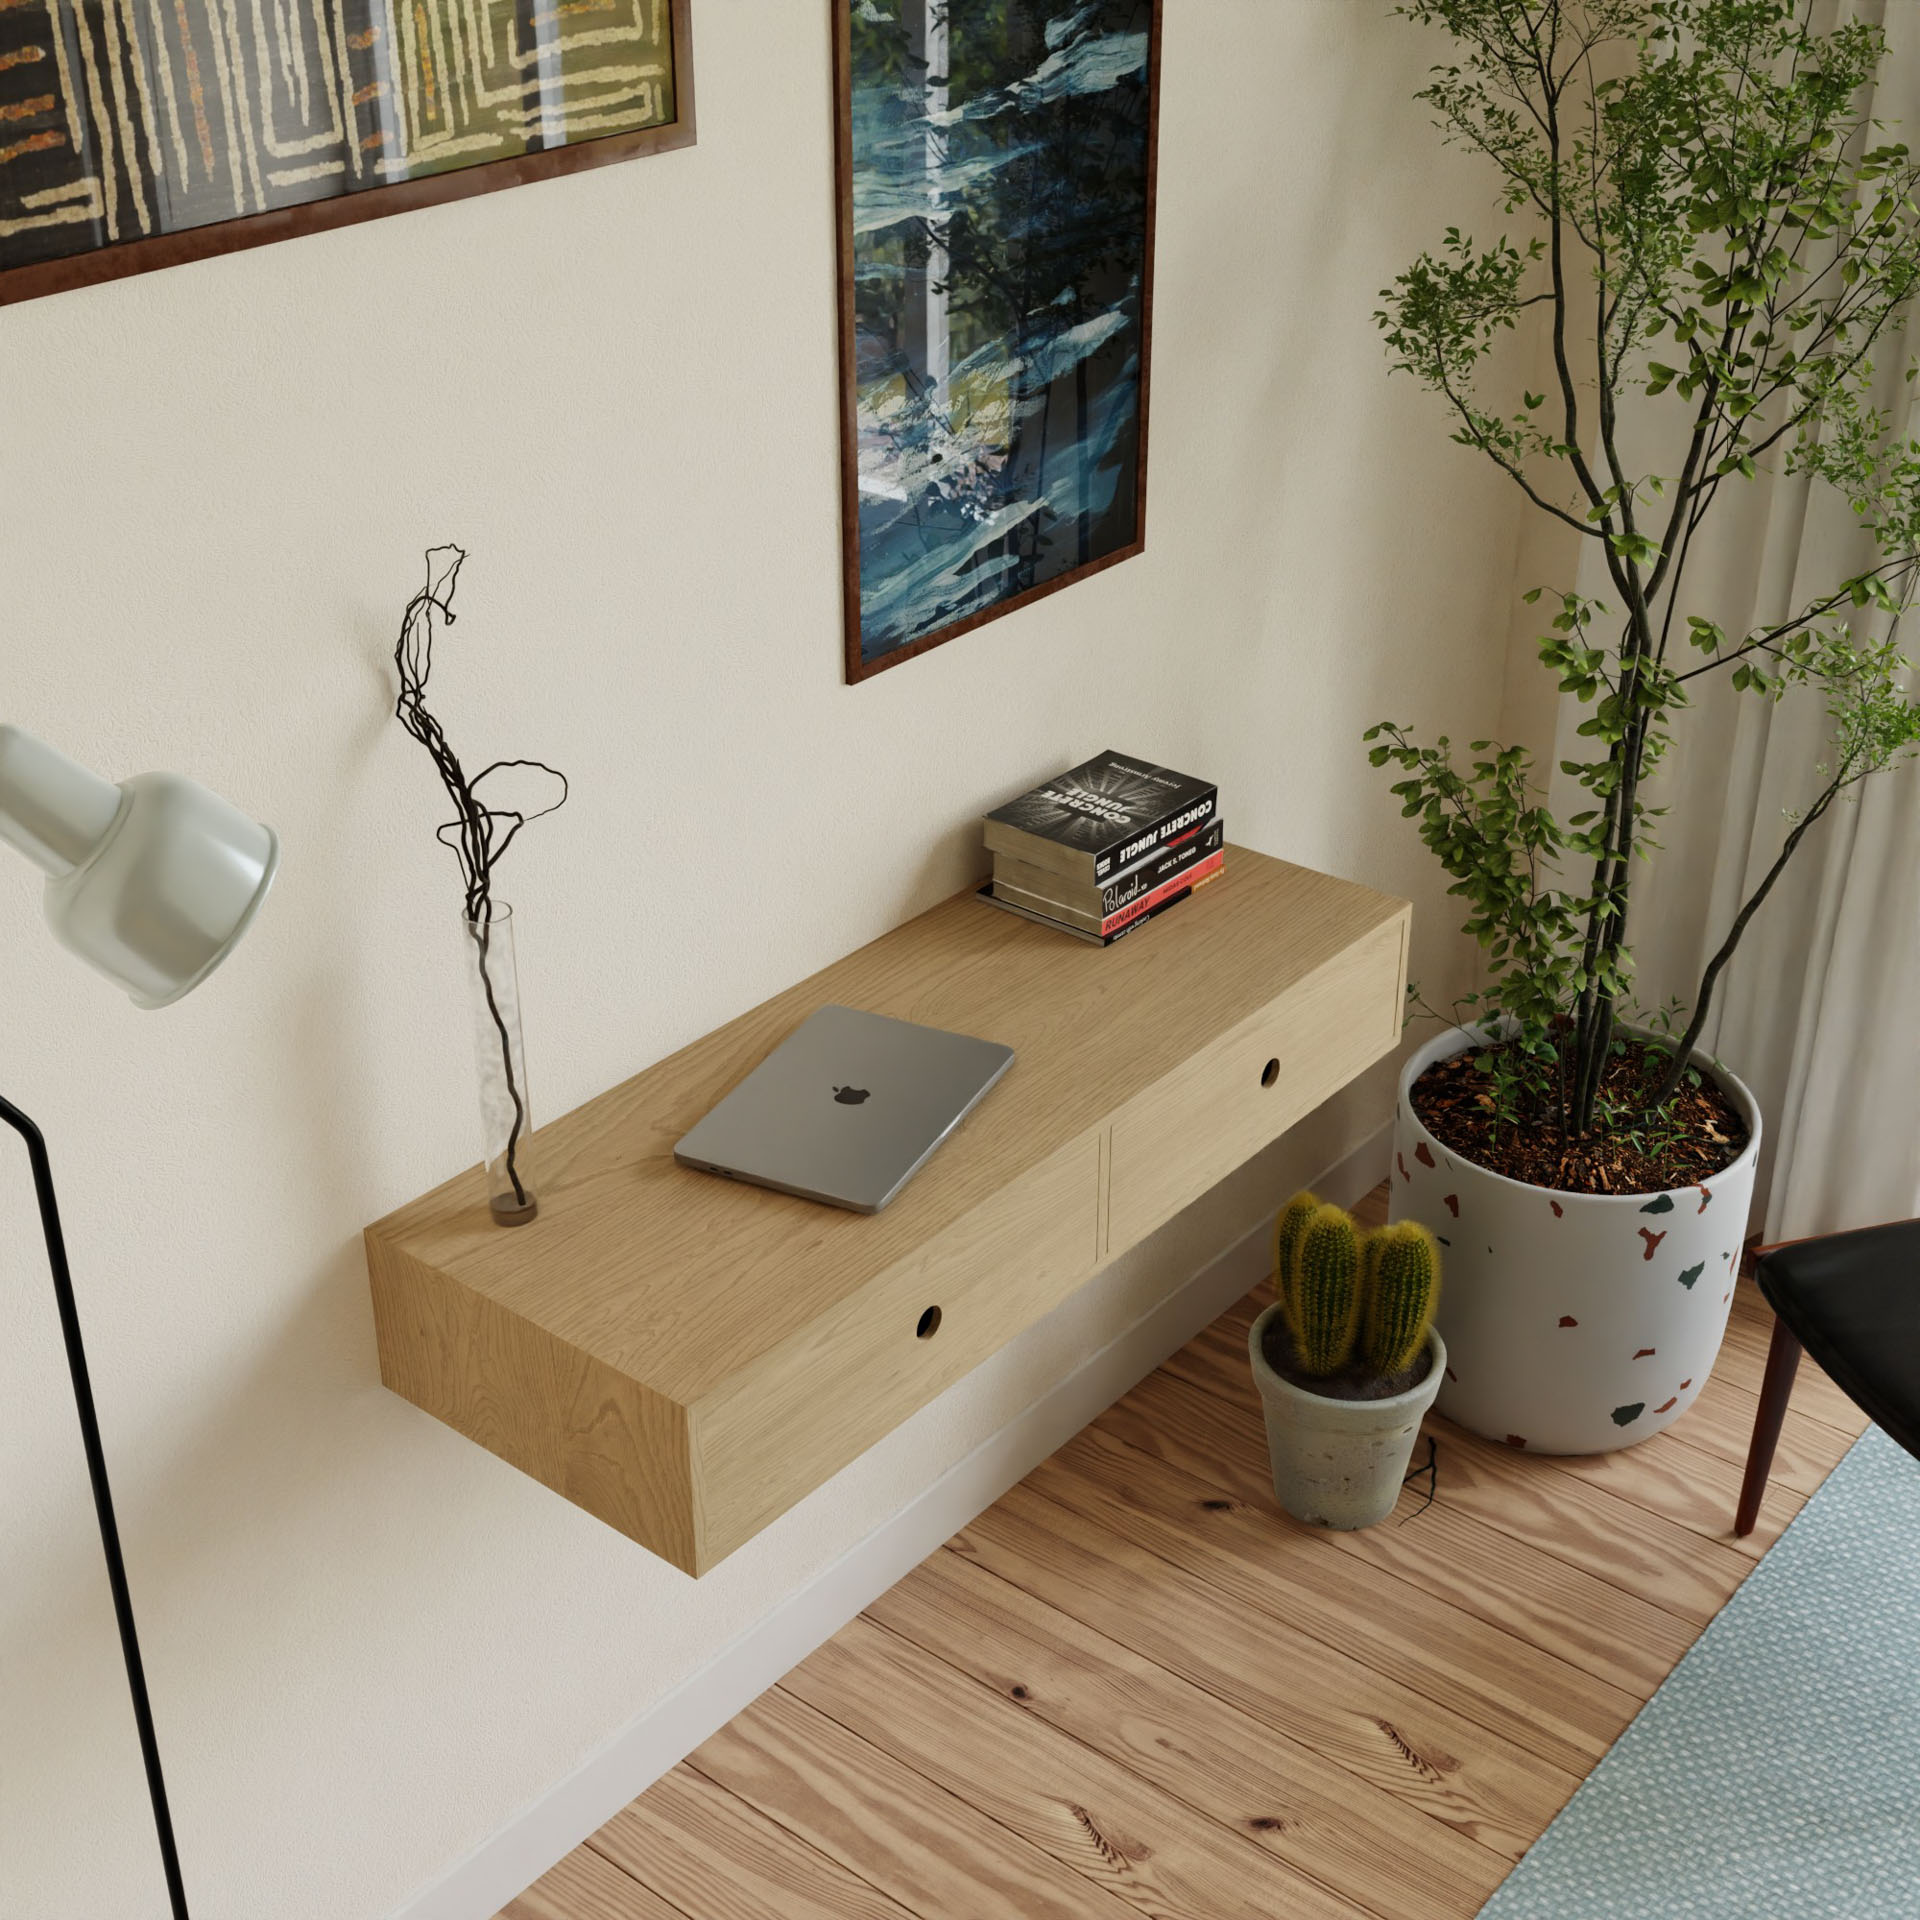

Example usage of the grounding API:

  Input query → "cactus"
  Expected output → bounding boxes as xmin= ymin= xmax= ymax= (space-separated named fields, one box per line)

xmin=1360 ymin=1221 xmax=1442 ymax=1378
xmin=1271 ymin=1189 xmax=1320 ymax=1306
xmin=1282 ymin=1203 xmax=1362 ymax=1376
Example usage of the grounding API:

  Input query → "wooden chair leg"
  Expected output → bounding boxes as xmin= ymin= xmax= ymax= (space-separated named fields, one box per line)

xmin=1735 ymin=1315 xmax=1803 ymax=1537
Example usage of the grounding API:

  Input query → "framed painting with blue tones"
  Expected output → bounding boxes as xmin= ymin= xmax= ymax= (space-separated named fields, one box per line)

xmin=834 ymin=0 xmax=1160 ymax=682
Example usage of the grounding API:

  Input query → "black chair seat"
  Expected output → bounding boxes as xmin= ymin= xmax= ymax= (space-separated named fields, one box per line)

xmin=1756 ymin=1218 xmax=1920 ymax=1461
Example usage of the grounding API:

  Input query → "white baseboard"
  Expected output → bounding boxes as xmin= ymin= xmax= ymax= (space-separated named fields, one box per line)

xmin=391 ymin=1121 xmax=1392 ymax=1920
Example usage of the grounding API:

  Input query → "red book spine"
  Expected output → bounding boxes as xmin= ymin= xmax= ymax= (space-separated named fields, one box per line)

xmin=1098 ymin=849 xmax=1226 ymax=936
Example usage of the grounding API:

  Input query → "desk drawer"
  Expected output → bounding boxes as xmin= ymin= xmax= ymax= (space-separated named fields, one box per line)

xmin=690 ymin=1131 xmax=1101 ymax=1568
xmin=1106 ymin=915 xmax=1406 ymax=1253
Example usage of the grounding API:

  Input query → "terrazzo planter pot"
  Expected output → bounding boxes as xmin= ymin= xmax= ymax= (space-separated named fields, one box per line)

xmin=1390 ymin=1026 xmax=1762 ymax=1455
xmin=1247 ymin=1307 xmax=1447 ymax=1528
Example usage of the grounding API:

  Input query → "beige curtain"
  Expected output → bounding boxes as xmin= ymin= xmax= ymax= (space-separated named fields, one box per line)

xmin=1554 ymin=0 xmax=1920 ymax=1239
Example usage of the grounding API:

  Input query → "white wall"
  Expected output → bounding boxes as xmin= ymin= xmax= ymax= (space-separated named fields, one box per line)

xmin=0 ymin=5 xmax=1531 ymax=1915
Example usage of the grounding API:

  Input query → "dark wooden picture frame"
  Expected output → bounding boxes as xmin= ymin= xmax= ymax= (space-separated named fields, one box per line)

xmin=833 ymin=0 xmax=1161 ymax=685
xmin=0 ymin=0 xmax=695 ymax=307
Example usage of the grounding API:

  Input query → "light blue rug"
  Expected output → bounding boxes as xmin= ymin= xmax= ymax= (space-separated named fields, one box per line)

xmin=1481 ymin=1426 xmax=1920 ymax=1918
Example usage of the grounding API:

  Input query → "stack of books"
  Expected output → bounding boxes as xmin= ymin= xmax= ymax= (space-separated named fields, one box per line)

xmin=978 ymin=750 xmax=1223 ymax=945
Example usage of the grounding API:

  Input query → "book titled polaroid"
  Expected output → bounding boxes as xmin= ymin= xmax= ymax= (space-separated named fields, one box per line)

xmin=991 ymin=819 xmax=1227 ymax=931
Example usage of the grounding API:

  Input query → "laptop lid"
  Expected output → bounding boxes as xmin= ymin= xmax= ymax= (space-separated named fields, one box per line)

xmin=673 ymin=1004 xmax=1014 ymax=1214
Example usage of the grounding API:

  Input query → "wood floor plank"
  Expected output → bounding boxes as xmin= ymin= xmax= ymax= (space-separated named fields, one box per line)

xmin=1097 ymin=1363 xmax=1696 ymax=1696
xmin=1351 ymin=1182 xmax=1391 ymax=1230
xmin=1414 ymin=1419 xmax=1758 ymax=1621
xmin=499 ymin=1846 xmax=688 ymax=1920
xmin=686 ymin=1683 xmax=1141 ymax=1920
xmin=869 ymin=1543 xmax=1508 ymax=1920
xmin=593 ymin=1765 xmax=917 ymax=1920
xmin=1537 ymin=1419 xmax=1784 ymax=1558
xmin=1661 ymin=1370 xmax=1860 ymax=1493
xmin=791 ymin=1614 xmax=1374 ymax=1920
xmin=1034 ymin=1425 xmax=1640 ymax=1773
xmin=1159 ymin=1298 xmax=1309 ymax=1402
xmin=958 ymin=1479 xmax=1572 ymax=1857
xmin=509 ymin=1186 xmax=1869 ymax=1920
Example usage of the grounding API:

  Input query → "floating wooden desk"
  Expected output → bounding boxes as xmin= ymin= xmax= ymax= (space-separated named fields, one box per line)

xmin=366 ymin=849 xmax=1410 ymax=1576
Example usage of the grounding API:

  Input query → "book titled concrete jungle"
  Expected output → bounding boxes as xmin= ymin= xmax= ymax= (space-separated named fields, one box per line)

xmin=984 ymin=751 xmax=1218 ymax=885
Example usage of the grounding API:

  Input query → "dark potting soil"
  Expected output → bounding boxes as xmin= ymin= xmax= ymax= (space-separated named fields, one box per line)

xmin=1260 ymin=1315 xmax=1434 ymax=1402
xmin=1409 ymin=1033 xmax=1749 ymax=1197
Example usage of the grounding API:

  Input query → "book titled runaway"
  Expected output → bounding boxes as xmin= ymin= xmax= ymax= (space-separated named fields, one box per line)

xmin=995 ymin=842 xmax=1226 ymax=936
xmin=984 ymin=751 xmax=1218 ymax=884
xmin=978 ymin=861 xmax=1225 ymax=946
xmin=993 ymin=817 xmax=1225 ymax=926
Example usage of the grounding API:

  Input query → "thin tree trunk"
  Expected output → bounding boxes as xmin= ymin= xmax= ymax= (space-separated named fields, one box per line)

xmin=1570 ymin=659 xmax=1652 ymax=1133
xmin=1645 ymin=774 xmax=1849 ymax=1111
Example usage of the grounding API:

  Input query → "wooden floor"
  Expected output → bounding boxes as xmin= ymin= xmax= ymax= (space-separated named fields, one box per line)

xmin=501 ymin=1185 xmax=1869 ymax=1920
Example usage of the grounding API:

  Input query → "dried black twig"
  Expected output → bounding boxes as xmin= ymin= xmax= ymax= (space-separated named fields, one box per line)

xmin=1399 ymin=1437 xmax=1439 ymax=1523
xmin=394 ymin=546 xmax=568 ymax=1210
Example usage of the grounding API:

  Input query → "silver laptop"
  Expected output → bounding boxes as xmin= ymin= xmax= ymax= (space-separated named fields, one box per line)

xmin=674 ymin=1004 xmax=1014 ymax=1214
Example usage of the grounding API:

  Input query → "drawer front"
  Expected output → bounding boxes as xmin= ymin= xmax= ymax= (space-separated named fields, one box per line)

xmin=690 ymin=1131 xmax=1101 ymax=1571
xmin=1106 ymin=913 xmax=1406 ymax=1254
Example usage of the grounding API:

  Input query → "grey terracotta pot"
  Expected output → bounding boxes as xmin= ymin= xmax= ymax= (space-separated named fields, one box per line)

xmin=1247 ymin=1306 xmax=1446 ymax=1529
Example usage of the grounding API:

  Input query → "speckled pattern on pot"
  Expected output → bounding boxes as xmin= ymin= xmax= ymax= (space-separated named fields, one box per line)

xmin=1389 ymin=1026 xmax=1762 ymax=1455
xmin=1248 ymin=1309 xmax=1447 ymax=1529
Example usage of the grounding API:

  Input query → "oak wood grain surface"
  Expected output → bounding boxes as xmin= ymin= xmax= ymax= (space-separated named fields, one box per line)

xmin=369 ymin=848 xmax=1408 ymax=1571
xmin=499 ymin=1190 xmax=1867 ymax=1920
xmin=373 ymin=850 xmax=1403 ymax=1394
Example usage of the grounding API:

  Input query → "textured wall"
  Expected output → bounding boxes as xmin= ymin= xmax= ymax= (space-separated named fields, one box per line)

xmin=0 ymin=4 xmax=1528 ymax=1914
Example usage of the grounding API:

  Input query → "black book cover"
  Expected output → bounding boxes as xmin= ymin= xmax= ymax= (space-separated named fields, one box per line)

xmin=990 ymin=818 xmax=1227 ymax=926
xmin=986 ymin=751 xmax=1217 ymax=880
xmin=1095 ymin=816 xmax=1225 ymax=913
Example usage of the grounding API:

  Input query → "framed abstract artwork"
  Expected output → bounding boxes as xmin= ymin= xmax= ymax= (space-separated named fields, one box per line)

xmin=0 ymin=0 xmax=693 ymax=303
xmin=833 ymin=0 xmax=1159 ymax=683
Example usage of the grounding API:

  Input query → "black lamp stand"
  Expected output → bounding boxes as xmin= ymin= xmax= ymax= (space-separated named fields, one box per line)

xmin=3 ymin=1091 xmax=191 ymax=1919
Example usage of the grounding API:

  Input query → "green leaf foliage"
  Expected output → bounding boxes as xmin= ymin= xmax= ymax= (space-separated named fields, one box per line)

xmin=1373 ymin=0 xmax=1920 ymax=1135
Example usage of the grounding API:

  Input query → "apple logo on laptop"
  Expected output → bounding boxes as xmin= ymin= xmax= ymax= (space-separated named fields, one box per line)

xmin=833 ymin=1085 xmax=871 ymax=1106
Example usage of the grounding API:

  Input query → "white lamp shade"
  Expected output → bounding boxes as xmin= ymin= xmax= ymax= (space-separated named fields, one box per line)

xmin=0 ymin=726 xmax=279 ymax=1009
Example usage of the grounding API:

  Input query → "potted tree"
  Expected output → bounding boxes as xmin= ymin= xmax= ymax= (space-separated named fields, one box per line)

xmin=1371 ymin=0 xmax=1920 ymax=1452
xmin=1249 ymin=1195 xmax=1446 ymax=1528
